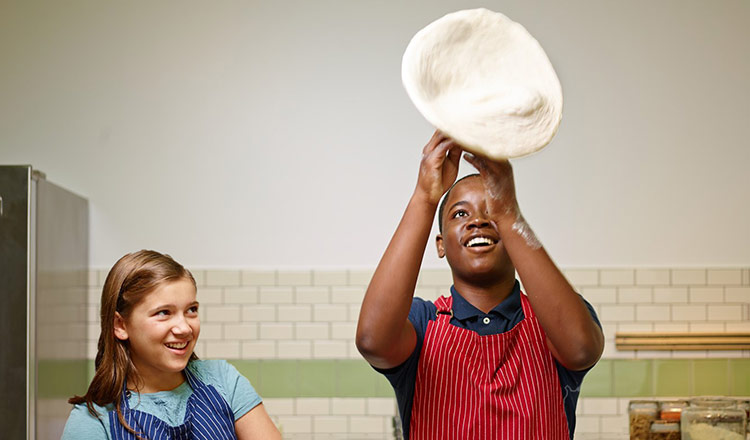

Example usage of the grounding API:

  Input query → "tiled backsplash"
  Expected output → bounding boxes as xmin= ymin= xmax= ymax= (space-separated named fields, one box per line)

xmin=261 ymin=397 xmax=397 ymax=438
xmin=68 ymin=267 xmax=750 ymax=438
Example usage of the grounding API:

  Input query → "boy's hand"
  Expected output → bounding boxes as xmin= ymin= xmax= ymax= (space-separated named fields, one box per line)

xmin=416 ymin=130 xmax=462 ymax=205
xmin=463 ymin=152 xmax=520 ymax=220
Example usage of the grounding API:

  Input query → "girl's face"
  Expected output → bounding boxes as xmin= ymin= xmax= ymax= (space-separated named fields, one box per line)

xmin=114 ymin=278 xmax=200 ymax=391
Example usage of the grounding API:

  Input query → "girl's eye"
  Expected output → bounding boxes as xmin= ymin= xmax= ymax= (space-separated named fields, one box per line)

xmin=188 ymin=306 xmax=199 ymax=314
xmin=452 ymin=210 xmax=468 ymax=219
xmin=156 ymin=310 xmax=170 ymax=316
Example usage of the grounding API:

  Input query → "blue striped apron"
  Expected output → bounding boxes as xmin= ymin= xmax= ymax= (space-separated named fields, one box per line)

xmin=109 ymin=367 xmax=238 ymax=439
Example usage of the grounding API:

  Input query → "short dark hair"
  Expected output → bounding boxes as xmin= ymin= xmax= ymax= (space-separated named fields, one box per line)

xmin=438 ymin=173 xmax=480 ymax=233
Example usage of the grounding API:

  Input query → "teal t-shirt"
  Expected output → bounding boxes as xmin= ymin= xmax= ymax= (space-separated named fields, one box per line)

xmin=61 ymin=360 xmax=261 ymax=439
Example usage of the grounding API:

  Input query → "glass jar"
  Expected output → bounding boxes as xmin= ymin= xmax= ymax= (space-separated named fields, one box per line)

xmin=659 ymin=400 xmax=688 ymax=422
xmin=649 ymin=420 xmax=680 ymax=440
xmin=629 ymin=400 xmax=658 ymax=440
xmin=681 ymin=397 xmax=747 ymax=440
xmin=736 ymin=399 xmax=750 ymax=439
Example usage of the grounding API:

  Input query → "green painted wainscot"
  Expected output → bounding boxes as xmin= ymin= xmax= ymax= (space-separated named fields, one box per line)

xmin=39 ymin=358 xmax=750 ymax=399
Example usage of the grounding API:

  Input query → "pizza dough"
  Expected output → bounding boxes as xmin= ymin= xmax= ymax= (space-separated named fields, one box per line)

xmin=402 ymin=8 xmax=563 ymax=159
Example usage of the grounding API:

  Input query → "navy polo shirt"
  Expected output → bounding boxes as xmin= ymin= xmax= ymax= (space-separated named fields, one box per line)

xmin=376 ymin=281 xmax=601 ymax=440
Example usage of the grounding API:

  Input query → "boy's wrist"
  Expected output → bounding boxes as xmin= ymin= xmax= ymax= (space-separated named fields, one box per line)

xmin=411 ymin=188 xmax=440 ymax=209
xmin=494 ymin=212 xmax=518 ymax=231
xmin=493 ymin=207 xmax=523 ymax=231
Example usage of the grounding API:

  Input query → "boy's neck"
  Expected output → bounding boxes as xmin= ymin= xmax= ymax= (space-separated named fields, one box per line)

xmin=452 ymin=275 xmax=517 ymax=314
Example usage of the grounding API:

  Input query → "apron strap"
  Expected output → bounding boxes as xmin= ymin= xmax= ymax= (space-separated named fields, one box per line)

xmin=183 ymin=365 xmax=201 ymax=390
xmin=118 ymin=383 xmax=131 ymax=411
xmin=434 ymin=295 xmax=453 ymax=323
xmin=519 ymin=291 xmax=535 ymax=318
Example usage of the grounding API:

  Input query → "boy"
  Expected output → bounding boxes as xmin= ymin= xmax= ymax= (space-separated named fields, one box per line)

xmin=356 ymin=131 xmax=604 ymax=439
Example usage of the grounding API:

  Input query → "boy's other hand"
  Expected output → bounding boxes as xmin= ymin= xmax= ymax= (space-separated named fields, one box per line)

xmin=464 ymin=152 xmax=520 ymax=220
xmin=416 ymin=130 xmax=462 ymax=205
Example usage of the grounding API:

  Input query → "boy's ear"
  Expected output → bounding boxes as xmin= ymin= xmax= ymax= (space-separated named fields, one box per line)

xmin=113 ymin=312 xmax=129 ymax=341
xmin=436 ymin=234 xmax=445 ymax=258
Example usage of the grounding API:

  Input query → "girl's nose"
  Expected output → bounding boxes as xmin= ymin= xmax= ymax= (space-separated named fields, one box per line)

xmin=172 ymin=316 xmax=193 ymax=336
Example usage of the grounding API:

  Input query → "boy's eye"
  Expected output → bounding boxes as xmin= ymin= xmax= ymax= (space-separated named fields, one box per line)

xmin=452 ymin=210 xmax=468 ymax=219
xmin=156 ymin=310 xmax=170 ymax=316
xmin=188 ymin=306 xmax=199 ymax=314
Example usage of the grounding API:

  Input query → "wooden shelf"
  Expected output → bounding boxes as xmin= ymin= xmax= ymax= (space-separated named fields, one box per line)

xmin=615 ymin=332 xmax=750 ymax=351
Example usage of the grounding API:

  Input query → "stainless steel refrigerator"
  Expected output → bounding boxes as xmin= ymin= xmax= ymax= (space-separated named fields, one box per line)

xmin=0 ymin=165 xmax=89 ymax=439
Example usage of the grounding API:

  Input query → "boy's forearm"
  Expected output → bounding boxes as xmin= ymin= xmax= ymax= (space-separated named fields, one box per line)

xmin=497 ymin=215 xmax=604 ymax=370
xmin=356 ymin=191 xmax=437 ymax=367
xmin=357 ymin=130 xmax=460 ymax=368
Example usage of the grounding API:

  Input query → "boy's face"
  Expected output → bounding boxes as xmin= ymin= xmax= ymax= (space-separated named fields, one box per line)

xmin=436 ymin=176 xmax=514 ymax=282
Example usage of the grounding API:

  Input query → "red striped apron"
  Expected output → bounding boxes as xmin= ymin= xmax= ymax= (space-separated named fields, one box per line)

xmin=410 ymin=293 xmax=569 ymax=439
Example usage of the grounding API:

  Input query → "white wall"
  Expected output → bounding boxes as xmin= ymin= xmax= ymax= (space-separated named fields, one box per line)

xmin=1 ymin=0 xmax=748 ymax=269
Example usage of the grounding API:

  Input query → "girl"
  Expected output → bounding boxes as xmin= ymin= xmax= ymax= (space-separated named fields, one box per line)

xmin=63 ymin=250 xmax=280 ymax=439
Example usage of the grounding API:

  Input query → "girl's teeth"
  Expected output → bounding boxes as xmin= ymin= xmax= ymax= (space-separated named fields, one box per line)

xmin=166 ymin=343 xmax=188 ymax=349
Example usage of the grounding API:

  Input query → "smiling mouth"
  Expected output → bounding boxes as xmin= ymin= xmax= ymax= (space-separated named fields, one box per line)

xmin=465 ymin=236 xmax=498 ymax=247
xmin=165 ymin=342 xmax=189 ymax=350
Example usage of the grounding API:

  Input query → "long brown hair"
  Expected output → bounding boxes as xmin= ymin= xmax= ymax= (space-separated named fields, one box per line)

xmin=69 ymin=250 xmax=197 ymax=437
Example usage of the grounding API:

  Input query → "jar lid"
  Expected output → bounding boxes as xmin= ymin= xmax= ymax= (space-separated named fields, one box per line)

xmin=689 ymin=397 xmax=738 ymax=408
xmin=734 ymin=399 xmax=749 ymax=408
xmin=650 ymin=420 xmax=680 ymax=432
xmin=660 ymin=400 xmax=689 ymax=409
xmin=629 ymin=400 xmax=659 ymax=411
xmin=659 ymin=400 xmax=689 ymax=421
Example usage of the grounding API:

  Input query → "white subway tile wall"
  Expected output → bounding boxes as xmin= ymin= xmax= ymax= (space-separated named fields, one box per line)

xmin=600 ymin=269 xmax=634 ymax=286
xmin=85 ymin=267 xmax=750 ymax=438
xmin=264 ymin=396 xmax=395 ymax=438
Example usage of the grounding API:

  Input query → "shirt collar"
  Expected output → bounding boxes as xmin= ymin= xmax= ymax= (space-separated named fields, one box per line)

xmin=450 ymin=280 xmax=521 ymax=321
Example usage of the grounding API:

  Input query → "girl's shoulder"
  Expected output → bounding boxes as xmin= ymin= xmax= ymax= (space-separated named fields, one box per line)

xmin=187 ymin=359 xmax=261 ymax=418
xmin=187 ymin=359 xmax=247 ymax=391
xmin=188 ymin=359 xmax=235 ymax=381
xmin=61 ymin=402 xmax=112 ymax=439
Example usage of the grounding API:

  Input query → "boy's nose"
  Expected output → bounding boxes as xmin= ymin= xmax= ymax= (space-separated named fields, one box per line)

xmin=467 ymin=215 xmax=490 ymax=228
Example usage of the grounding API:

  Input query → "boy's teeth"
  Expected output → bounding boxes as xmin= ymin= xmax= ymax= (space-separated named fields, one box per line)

xmin=466 ymin=237 xmax=494 ymax=247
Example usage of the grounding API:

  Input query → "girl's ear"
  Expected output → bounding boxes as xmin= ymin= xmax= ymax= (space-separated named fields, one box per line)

xmin=436 ymin=234 xmax=446 ymax=258
xmin=113 ymin=312 xmax=129 ymax=341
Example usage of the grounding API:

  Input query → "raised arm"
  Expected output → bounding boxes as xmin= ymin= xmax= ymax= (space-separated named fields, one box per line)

xmin=464 ymin=154 xmax=604 ymax=371
xmin=356 ymin=131 xmax=461 ymax=369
